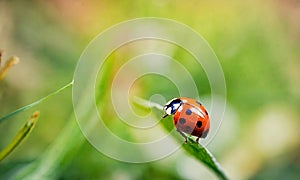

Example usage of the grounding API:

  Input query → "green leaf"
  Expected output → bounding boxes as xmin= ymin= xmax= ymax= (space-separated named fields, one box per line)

xmin=183 ymin=137 xmax=228 ymax=180
xmin=133 ymin=97 xmax=228 ymax=180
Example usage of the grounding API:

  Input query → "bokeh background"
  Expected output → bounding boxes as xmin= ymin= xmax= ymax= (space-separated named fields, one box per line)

xmin=1 ymin=0 xmax=300 ymax=179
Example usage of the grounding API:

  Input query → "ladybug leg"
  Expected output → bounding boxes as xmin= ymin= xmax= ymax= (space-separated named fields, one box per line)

xmin=196 ymin=137 xmax=200 ymax=142
xmin=176 ymin=129 xmax=187 ymax=143
xmin=162 ymin=114 xmax=168 ymax=118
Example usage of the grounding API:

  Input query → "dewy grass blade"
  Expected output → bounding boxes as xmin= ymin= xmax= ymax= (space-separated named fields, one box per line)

xmin=133 ymin=97 xmax=228 ymax=180
xmin=0 ymin=111 xmax=39 ymax=161
xmin=0 ymin=80 xmax=73 ymax=123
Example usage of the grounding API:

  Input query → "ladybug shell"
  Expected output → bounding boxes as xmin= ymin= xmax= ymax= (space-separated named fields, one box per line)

xmin=173 ymin=98 xmax=210 ymax=138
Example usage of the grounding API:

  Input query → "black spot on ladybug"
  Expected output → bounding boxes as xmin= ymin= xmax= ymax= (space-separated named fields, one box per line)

xmin=205 ymin=110 xmax=208 ymax=115
xmin=196 ymin=101 xmax=202 ymax=105
xmin=185 ymin=109 xmax=192 ymax=115
xmin=186 ymin=126 xmax=191 ymax=131
xmin=196 ymin=121 xmax=202 ymax=128
xmin=179 ymin=118 xmax=186 ymax=124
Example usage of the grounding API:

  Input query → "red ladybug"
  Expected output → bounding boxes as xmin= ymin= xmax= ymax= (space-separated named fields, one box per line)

xmin=162 ymin=97 xmax=210 ymax=143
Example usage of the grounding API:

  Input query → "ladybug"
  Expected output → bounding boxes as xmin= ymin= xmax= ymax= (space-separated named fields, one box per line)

xmin=162 ymin=97 xmax=210 ymax=143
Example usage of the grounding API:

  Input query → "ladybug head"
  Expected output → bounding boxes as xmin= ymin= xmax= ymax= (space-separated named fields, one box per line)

xmin=163 ymin=98 xmax=182 ymax=116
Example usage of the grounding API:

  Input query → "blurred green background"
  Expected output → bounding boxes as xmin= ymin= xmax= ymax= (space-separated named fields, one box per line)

xmin=1 ymin=0 xmax=300 ymax=179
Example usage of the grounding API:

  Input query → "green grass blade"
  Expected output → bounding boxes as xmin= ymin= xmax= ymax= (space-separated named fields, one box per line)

xmin=183 ymin=137 xmax=228 ymax=180
xmin=0 ymin=81 xmax=73 ymax=123
xmin=11 ymin=57 xmax=117 ymax=178
xmin=133 ymin=97 xmax=228 ymax=180
xmin=0 ymin=111 xmax=39 ymax=161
